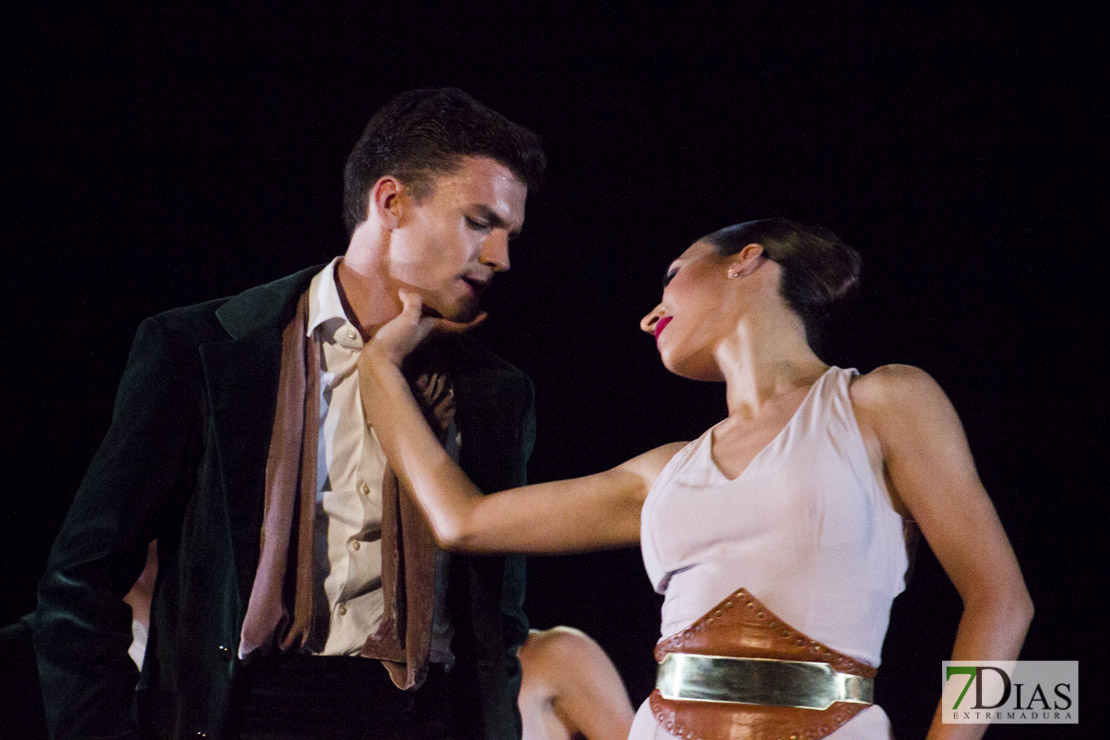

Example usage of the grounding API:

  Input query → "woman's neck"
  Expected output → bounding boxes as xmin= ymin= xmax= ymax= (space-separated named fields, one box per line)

xmin=716 ymin=316 xmax=827 ymax=419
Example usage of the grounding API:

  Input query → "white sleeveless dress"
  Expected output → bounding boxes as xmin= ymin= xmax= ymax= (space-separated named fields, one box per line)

xmin=632 ymin=367 xmax=909 ymax=739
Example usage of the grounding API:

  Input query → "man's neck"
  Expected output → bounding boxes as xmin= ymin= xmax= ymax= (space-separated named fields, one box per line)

xmin=334 ymin=256 xmax=401 ymax=340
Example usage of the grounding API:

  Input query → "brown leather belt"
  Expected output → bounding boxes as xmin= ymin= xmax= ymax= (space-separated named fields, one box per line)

xmin=649 ymin=588 xmax=876 ymax=740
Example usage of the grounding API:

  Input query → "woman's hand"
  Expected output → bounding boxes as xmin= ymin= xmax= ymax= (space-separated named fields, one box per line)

xmin=365 ymin=290 xmax=486 ymax=367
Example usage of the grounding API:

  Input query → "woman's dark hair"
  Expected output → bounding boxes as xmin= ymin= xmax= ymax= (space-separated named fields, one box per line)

xmin=706 ymin=218 xmax=861 ymax=343
xmin=342 ymin=87 xmax=546 ymax=235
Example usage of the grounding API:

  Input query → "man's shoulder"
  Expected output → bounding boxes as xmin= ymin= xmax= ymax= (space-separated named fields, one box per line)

xmin=149 ymin=296 xmax=230 ymax=334
xmin=147 ymin=265 xmax=324 ymax=343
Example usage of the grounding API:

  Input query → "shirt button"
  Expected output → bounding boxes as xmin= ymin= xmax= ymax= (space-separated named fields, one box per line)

xmin=359 ymin=482 xmax=370 ymax=496
xmin=346 ymin=328 xmax=358 ymax=341
xmin=350 ymin=541 xmax=361 ymax=551
xmin=337 ymin=604 xmax=347 ymax=616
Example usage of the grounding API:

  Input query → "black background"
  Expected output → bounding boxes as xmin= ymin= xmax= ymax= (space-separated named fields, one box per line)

xmin=3 ymin=3 xmax=1105 ymax=737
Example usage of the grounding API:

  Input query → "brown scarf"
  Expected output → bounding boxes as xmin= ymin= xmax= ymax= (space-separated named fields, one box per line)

xmin=239 ymin=291 xmax=454 ymax=690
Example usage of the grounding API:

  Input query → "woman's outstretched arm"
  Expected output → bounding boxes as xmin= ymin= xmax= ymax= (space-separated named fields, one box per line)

xmin=853 ymin=364 xmax=1034 ymax=740
xmin=358 ymin=292 xmax=683 ymax=554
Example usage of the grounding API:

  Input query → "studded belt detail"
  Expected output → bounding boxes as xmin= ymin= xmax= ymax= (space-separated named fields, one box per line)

xmin=649 ymin=587 xmax=876 ymax=740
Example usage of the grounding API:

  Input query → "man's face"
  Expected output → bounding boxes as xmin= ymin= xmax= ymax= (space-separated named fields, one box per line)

xmin=387 ymin=156 xmax=527 ymax=322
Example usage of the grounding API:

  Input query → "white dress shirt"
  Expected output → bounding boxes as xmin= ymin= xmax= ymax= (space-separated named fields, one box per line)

xmin=304 ymin=257 xmax=388 ymax=656
xmin=303 ymin=258 xmax=453 ymax=663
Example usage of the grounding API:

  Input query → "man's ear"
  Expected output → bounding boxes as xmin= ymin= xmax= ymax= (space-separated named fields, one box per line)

xmin=369 ymin=175 xmax=404 ymax=230
xmin=726 ymin=243 xmax=768 ymax=279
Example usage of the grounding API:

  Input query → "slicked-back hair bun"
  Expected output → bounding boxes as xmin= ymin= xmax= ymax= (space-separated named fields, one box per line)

xmin=707 ymin=218 xmax=861 ymax=344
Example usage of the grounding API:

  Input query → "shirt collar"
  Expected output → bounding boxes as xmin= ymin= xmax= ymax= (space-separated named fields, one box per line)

xmin=306 ymin=256 xmax=354 ymax=338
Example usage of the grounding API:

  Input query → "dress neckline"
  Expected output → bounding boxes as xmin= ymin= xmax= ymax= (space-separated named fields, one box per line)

xmin=706 ymin=366 xmax=836 ymax=482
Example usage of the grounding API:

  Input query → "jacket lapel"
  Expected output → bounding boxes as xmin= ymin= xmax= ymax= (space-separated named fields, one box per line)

xmin=199 ymin=265 xmax=322 ymax=601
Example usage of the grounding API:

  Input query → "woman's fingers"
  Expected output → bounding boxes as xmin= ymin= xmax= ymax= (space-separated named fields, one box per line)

xmin=364 ymin=291 xmax=428 ymax=364
xmin=398 ymin=289 xmax=422 ymax=314
xmin=369 ymin=292 xmax=487 ymax=367
xmin=399 ymin=290 xmax=487 ymax=336
xmin=434 ymin=311 xmax=488 ymax=334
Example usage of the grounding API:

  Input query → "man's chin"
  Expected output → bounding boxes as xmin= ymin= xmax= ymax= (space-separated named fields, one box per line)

xmin=449 ymin=308 xmax=482 ymax=324
xmin=425 ymin=300 xmax=480 ymax=324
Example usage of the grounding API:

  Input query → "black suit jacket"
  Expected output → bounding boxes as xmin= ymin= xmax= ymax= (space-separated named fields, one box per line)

xmin=35 ymin=266 xmax=534 ymax=739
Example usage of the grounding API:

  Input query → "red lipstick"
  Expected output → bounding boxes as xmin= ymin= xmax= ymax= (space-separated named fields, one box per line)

xmin=654 ymin=316 xmax=672 ymax=340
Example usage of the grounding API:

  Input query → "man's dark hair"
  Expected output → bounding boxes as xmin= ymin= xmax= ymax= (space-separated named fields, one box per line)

xmin=707 ymin=218 xmax=861 ymax=344
xmin=342 ymin=87 xmax=546 ymax=235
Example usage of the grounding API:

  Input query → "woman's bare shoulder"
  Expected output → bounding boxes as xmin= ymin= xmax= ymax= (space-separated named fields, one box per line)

xmin=618 ymin=441 xmax=690 ymax=483
xmin=851 ymin=363 xmax=946 ymax=411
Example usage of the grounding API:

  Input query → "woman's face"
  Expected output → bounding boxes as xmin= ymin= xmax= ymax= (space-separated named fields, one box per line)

xmin=640 ymin=239 xmax=738 ymax=381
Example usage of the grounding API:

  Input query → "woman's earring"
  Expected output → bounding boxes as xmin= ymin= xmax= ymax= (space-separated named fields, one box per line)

xmin=727 ymin=268 xmax=741 ymax=280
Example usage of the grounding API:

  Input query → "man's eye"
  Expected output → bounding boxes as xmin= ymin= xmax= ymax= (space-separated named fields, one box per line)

xmin=466 ymin=217 xmax=490 ymax=231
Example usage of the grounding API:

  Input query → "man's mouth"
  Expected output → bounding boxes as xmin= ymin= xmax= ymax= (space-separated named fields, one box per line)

xmin=461 ymin=276 xmax=490 ymax=297
xmin=654 ymin=316 xmax=672 ymax=340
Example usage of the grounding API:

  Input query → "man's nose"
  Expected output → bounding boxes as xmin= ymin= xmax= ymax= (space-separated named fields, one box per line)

xmin=640 ymin=303 xmax=664 ymax=334
xmin=479 ymin=233 xmax=511 ymax=273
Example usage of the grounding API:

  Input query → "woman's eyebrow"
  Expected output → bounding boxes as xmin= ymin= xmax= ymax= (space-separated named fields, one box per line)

xmin=662 ymin=264 xmax=679 ymax=288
